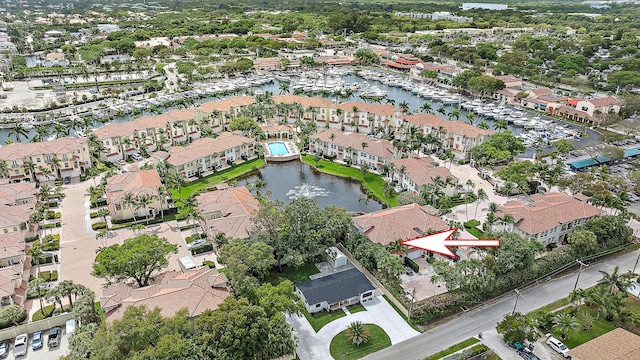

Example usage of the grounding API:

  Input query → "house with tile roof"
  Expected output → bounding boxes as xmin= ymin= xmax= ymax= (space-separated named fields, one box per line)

xmin=195 ymin=96 xmax=256 ymax=133
xmin=101 ymin=266 xmax=229 ymax=322
xmin=260 ymin=124 xmax=294 ymax=140
xmin=0 ymin=204 xmax=34 ymax=237
xmin=575 ymin=96 xmax=620 ymax=119
xmin=494 ymin=192 xmax=604 ymax=245
xmin=0 ymin=137 xmax=91 ymax=184
xmin=295 ymin=268 xmax=376 ymax=314
xmin=309 ymin=128 xmax=396 ymax=171
xmin=352 ymin=203 xmax=447 ymax=259
xmin=333 ymin=101 xmax=403 ymax=134
xmin=399 ymin=114 xmax=495 ymax=160
xmin=568 ymin=328 xmax=640 ymax=360
xmin=0 ymin=233 xmax=26 ymax=269
xmin=105 ymin=169 xmax=164 ymax=221
xmin=0 ymin=181 xmax=37 ymax=206
xmin=196 ymin=185 xmax=259 ymax=240
xmin=0 ymin=262 xmax=29 ymax=307
xmin=389 ymin=157 xmax=458 ymax=197
xmin=165 ymin=132 xmax=256 ymax=178
xmin=271 ymin=94 xmax=334 ymax=126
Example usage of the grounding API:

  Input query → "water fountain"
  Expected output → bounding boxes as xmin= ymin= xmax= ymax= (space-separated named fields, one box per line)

xmin=286 ymin=182 xmax=330 ymax=199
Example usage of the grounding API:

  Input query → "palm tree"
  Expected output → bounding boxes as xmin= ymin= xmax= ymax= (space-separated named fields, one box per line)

xmin=474 ymin=188 xmax=488 ymax=219
xmin=399 ymin=101 xmax=411 ymax=115
xmin=598 ymin=266 xmax=634 ymax=296
xmin=167 ymin=171 xmax=187 ymax=201
xmin=478 ymin=121 xmax=490 ymax=130
xmin=157 ymin=186 xmax=167 ymax=220
xmin=466 ymin=112 xmax=475 ymax=125
xmin=39 ymin=184 xmax=51 ymax=203
xmin=38 ymin=166 xmax=54 ymax=184
xmin=135 ymin=194 xmax=154 ymax=224
xmin=386 ymin=98 xmax=396 ymax=107
xmin=28 ymin=242 xmax=44 ymax=275
xmin=449 ymin=109 xmax=460 ymax=121
xmin=437 ymin=105 xmax=446 ymax=116
xmin=8 ymin=123 xmax=29 ymax=143
xmin=48 ymin=156 xmax=62 ymax=179
xmin=421 ymin=102 xmax=432 ymax=114
xmin=28 ymin=278 xmax=47 ymax=314
xmin=0 ymin=161 xmax=7 ymax=179
xmin=346 ymin=321 xmax=370 ymax=346
xmin=552 ymin=313 xmax=579 ymax=340
xmin=122 ymin=193 xmax=137 ymax=222
xmin=32 ymin=125 xmax=50 ymax=142
xmin=493 ymin=119 xmax=508 ymax=130
xmin=96 ymin=208 xmax=110 ymax=230
xmin=22 ymin=160 xmax=36 ymax=182
xmin=56 ymin=280 xmax=77 ymax=307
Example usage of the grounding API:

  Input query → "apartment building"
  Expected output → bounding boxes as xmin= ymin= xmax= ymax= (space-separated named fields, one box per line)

xmin=309 ymin=128 xmax=396 ymax=170
xmin=389 ymin=157 xmax=458 ymax=196
xmin=333 ymin=101 xmax=403 ymax=134
xmin=105 ymin=170 xmax=164 ymax=221
xmin=195 ymin=96 xmax=256 ymax=133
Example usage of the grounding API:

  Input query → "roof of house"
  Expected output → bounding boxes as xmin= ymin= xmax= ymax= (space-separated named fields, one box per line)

xmin=390 ymin=157 xmax=458 ymax=187
xmin=530 ymin=88 xmax=553 ymax=96
xmin=105 ymin=169 xmax=162 ymax=210
xmin=272 ymin=94 xmax=333 ymax=108
xmin=296 ymin=268 xmax=375 ymax=305
xmin=400 ymin=114 xmax=495 ymax=138
xmin=310 ymin=128 xmax=394 ymax=159
xmin=0 ymin=204 xmax=31 ymax=228
xmin=260 ymin=124 xmax=294 ymax=133
xmin=0 ymin=182 xmax=37 ymax=206
xmin=46 ymin=52 xmax=64 ymax=59
xmin=0 ymin=264 xmax=22 ymax=299
xmin=334 ymin=101 xmax=400 ymax=116
xmin=496 ymin=192 xmax=604 ymax=235
xmin=568 ymin=328 xmax=640 ymax=360
xmin=165 ymin=132 xmax=254 ymax=167
xmin=196 ymin=96 xmax=256 ymax=114
xmin=101 ymin=266 xmax=229 ymax=322
xmin=0 ymin=137 xmax=87 ymax=161
xmin=585 ymin=96 xmax=620 ymax=107
xmin=196 ymin=186 xmax=259 ymax=239
xmin=0 ymin=232 xmax=25 ymax=260
xmin=352 ymin=203 xmax=446 ymax=246
xmin=94 ymin=109 xmax=197 ymax=140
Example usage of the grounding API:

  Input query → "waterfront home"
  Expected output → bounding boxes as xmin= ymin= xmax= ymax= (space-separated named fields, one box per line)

xmin=0 ymin=137 xmax=92 ymax=184
xmin=165 ymin=132 xmax=256 ymax=178
xmin=195 ymin=185 xmax=259 ymax=240
xmin=271 ymin=94 xmax=333 ymax=127
xmin=493 ymin=192 xmax=604 ymax=245
xmin=352 ymin=203 xmax=447 ymax=259
xmin=333 ymin=101 xmax=403 ymax=134
xmin=195 ymin=96 xmax=256 ymax=134
xmin=389 ymin=157 xmax=458 ymax=196
xmin=399 ymin=114 xmax=494 ymax=160
xmin=309 ymin=128 xmax=395 ymax=171
xmin=105 ymin=169 xmax=164 ymax=222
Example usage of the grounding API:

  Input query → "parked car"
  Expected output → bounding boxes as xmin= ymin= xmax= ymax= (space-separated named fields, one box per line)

xmin=47 ymin=327 xmax=62 ymax=349
xmin=404 ymin=266 xmax=414 ymax=275
xmin=115 ymin=159 xmax=126 ymax=166
xmin=32 ymin=331 xmax=43 ymax=350
xmin=187 ymin=239 xmax=206 ymax=250
xmin=13 ymin=334 xmax=28 ymax=357
xmin=0 ymin=339 xmax=9 ymax=358
xmin=545 ymin=334 xmax=570 ymax=358
xmin=131 ymin=153 xmax=143 ymax=161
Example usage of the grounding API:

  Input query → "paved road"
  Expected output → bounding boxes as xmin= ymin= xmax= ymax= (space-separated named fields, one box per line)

xmin=364 ymin=248 xmax=640 ymax=360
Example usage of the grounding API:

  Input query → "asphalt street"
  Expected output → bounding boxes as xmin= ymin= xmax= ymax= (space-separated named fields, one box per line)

xmin=364 ymin=248 xmax=640 ymax=360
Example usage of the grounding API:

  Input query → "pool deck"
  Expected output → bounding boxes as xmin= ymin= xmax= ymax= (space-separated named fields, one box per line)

xmin=264 ymin=141 xmax=301 ymax=162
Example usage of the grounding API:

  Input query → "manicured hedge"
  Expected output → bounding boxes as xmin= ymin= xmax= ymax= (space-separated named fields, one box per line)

xmin=191 ymin=243 xmax=213 ymax=255
xmin=405 ymin=257 xmax=419 ymax=273
xmin=41 ymin=234 xmax=60 ymax=251
xmin=179 ymin=224 xmax=198 ymax=231
xmin=202 ymin=260 xmax=216 ymax=269
xmin=92 ymin=222 xmax=107 ymax=230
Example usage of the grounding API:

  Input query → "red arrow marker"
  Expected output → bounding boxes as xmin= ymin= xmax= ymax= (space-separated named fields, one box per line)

xmin=400 ymin=228 xmax=500 ymax=258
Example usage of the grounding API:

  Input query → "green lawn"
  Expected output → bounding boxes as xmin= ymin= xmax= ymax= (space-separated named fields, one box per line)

xmin=348 ymin=304 xmax=367 ymax=314
xmin=265 ymin=263 xmax=320 ymax=285
xmin=171 ymin=158 xmax=266 ymax=200
xmin=304 ymin=308 xmax=347 ymax=332
xmin=548 ymin=308 xmax=617 ymax=349
xmin=330 ymin=324 xmax=391 ymax=360
xmin=301 ymin=155 xmax=398 ymax=207
xmin=423 ymin=338 xmax=480 ymax=360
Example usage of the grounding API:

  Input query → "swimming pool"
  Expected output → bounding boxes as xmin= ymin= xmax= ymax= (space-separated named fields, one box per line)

xmin=268 ymin=142 xmax=290 ymax=155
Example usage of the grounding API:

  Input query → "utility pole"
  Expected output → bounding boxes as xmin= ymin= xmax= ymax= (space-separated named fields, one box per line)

xmin=573 ymin=260 xmax=588 ymax=292
xmin=511 ymin=288 xmax=521 ymax=315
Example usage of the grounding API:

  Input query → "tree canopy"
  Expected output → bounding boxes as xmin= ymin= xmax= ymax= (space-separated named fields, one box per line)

xmin=472 ymin=131 xmax=526 ymax=164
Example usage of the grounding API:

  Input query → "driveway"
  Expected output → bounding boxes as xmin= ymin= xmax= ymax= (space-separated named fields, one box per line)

xmin=289 ymin=296 xmax=420 ymax=360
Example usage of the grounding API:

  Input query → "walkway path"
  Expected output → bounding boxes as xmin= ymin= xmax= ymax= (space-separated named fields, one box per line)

xmin=289 ymin=296 xmax=420 ymax=360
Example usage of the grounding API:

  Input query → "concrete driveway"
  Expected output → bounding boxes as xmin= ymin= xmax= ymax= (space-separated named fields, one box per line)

xmin=289 ymin=296 xmax=420 ymax=360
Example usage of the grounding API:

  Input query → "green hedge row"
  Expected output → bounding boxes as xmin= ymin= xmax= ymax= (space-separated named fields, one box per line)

xmin=185 ymin=233 xmax=207 ymax=244
xmin=203 ymin=260 xmax=216 ymax=269
xmin=404 ymin=257 xmax=419 ymax=273
xmin=179 ymin=224 xmax=198 ymax=231
xmin=191 ymin=243 xmax=213 ymax=255
xmin=39 ymin=270 xmax=59 ymax=282
xmin=41 ymin=222 xmax=61 ymax=229
xmin=92 ymin=222 xmax=107 ymax=230
xmin=45 ymin=211 xmax=61 ymax=220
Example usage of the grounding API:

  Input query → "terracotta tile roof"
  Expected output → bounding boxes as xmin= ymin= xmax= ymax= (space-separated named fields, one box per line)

xmin=587 ymin=96 xmax=620 ymax=107
xmin=390 ymin=157 xmax=458 ymax=186
xmin=260 ymin=124 xmax=294 ymax=133
xmin=310 ymin=128 xmax=394 ymax=159
xmin=0 ymin=182 xmax=37 ymax=206
xmin=105 ymin=169 xmax=162 ymax=209
xmin=272 ymin=94 xmax=333 ymax=108
xmin=400 ymin=114 xmax=495 ymax=138
xmin=352 ymin=203 xmax=447 ymax=246
xmin=0 ymin=204 xmax=30 ymax=228
xmin=196 ymin=96 xmax=256 ymax=114
xmin=530 ymin=88 xmax=553 ymax=96
xmin=496 ymin=192 xmax=604 ymax=235
xmin=0 ymin=265 xmax=22 ymax=299
xmin=196 ymin=186 xmax=259 ymax=239
xmin=165 ymin=132 xmax=254 ymax=167
xmin=0 ymin=232 xmax=25 ymax=260
xmin=93 ymin=109 xmax=197 ymax=140
xmin=101 ymin=266 xmax=229 ymax=322
xmin=495 ymin=75 xmax=521 ymax=83
xmin=334 ymin=101 xmax=400 ymax=116
xmin=0 ymin=137 xmax=88 ymax=161
xmin=569 ymin=328 xmax=640 ymax=360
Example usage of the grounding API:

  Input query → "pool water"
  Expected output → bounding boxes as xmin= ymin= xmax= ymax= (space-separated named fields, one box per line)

xmin=268 ymin=142 xmax=289 ymax=155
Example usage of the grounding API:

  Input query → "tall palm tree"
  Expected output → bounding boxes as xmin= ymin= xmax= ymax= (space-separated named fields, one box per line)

xmin=135 ymin=194 xmax=154 ymax=224
xmin=122 ymin=193 xmax=137 ymax=222
xmin=421 ymin=102 xmax=432 ymax=114
xmin=597 ymin=266 xmax=633 ymax=296
xmin=0 ymin=161 xmax=7 ymax=179
xmin=157 ymin=186 xmax=167 ymax=220
xmin=8 ymin=123 xmax=29 ymax=143
xmin=478 ymin=121 xmax=490 ymax=130
xmin=48 ymin=156 xmax=62 ymax=179
xmin=386 ymin=98 xmax=396 ymax=107
xmin=493 ymin=119 xmax=508 ymax=130
xmin=466 ymin=112 xmax=475 ymax=125
xmin=22 ymin=160 xmax=36 ymax=182
xmin=28 ymin=278 xmax=46 ymax=314
xmin=474 ymin=188 xmax=488 ymax=219
xmin=399 ymin=101 xmax=411 ymax=115
xmin=28 ymin=242 xmax=44 ymax=275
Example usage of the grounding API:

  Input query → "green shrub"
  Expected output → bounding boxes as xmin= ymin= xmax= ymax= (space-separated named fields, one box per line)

xmin=92 ymin=222 xmax=107 ymax=230
xmin=0 ymin=306 xmax=27 ymax=329
xmin=31 ymin=304 xmax=55 ymax=322
xmin=32 ymin=254 xmax=53 ymax=266
xmin=39 ymin=271 xmax=52 ymax=282
xmin=203 ymin=260 xmax=216 ymax=269
xmin=179 ymin=224 xmax=198 ymax=231
xmin=41 ymin=234 xmax=60 ymax=251
xmin=404 ymin=257 xmax=419 ymax=273
xmin=51 ymin=270 xmax=59 ymax=281
xmin=111 ymin=222 xmax=133 ymax=230
xmin=186 ymin=233 xmax=207 ymax=243
xmin=90 ymin=211 xmax=100 ymax=219
xmin=191 ymin=243 xmax=213 ymax=255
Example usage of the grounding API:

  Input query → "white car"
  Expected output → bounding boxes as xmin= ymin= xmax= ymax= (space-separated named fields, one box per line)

xmin=187 ymin=239 xmax=206 ymax=250
xmin=13 ymin=334 xmax=27 ymax=357
xmin=131 ymin=153 xmax=143 ymax=161
xmin=115 ymin=159 xmax=126 ymax=166
xmin=546 ymin=334 xmax=570 ymax=358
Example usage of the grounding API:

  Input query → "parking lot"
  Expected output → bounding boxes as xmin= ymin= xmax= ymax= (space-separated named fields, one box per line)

xmin=3 ymin=331 xmax=69 ymax=360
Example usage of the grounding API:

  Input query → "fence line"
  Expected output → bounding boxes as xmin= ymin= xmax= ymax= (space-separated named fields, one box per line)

xmin=0 ymin=312 xmax=73 ymax=341
xmin=335 ymin=243 xmax=409 ymax=317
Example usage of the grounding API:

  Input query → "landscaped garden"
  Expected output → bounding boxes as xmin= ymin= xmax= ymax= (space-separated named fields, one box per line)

xmin=329 ymin=323 xmax=391 ymax=360
xmin=301 ymin=154 xmax=398 ymax=207
xmin=265 ymin=262 xmax=320 ymax=286
xmin=304 ymin=308 xmax=348 ymax=332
